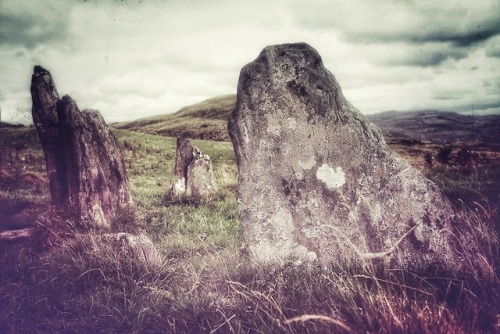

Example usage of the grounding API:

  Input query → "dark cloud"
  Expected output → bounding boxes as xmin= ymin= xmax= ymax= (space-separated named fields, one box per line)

xmin=398 ymin=46 xmax=469 ymax=67
xmin=458 ymin=99 xmax=500 ymax=113
xmin=293 ymin=1 xmax=500 ymax=48
xmin=399 ymin=19 xmax=500 ymax=47
xmin=360 ymin=17 xmax=500 ymax=47
xmin=0 ymin=2 xmax=71 ymax=49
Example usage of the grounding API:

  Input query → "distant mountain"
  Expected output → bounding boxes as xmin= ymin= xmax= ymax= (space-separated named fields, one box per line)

xmin=0 ymin=122 xmax=24 ymax=129
xmin=113 ymin=95 xmax=500 ymax=145
xmin=366 ymin=110 xmax=500 ymax=144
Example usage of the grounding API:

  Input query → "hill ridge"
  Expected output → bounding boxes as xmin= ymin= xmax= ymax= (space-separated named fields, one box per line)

xmin=112 ymin=94 xmax=500 ymax=144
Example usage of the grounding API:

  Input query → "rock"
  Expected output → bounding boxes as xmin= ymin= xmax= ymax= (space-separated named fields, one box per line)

xmin=229 ymin=43 xmax=489 ymax=275
xmin=31 ymin=66 xmax=132 ymax=228
xmin=56 ymin=96 xmax=133 ymax=228
xmin=185 ymin=154 xmax=216 ymax=197
xmin=101 ymin=233 xmax=162 ymax=268
xmin=30 ymin=65 xmax=66 ymax=204
xmin=168 ymin=137 xmax=217 ymax=198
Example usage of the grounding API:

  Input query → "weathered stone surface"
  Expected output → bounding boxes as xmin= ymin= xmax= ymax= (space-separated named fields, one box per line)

xmin=229 ymin=43 xmax=489 ymax=274
xmin=31 ymin=66 xmax=132 ymax=228
xmin=168 ymin=137 xmax=217 ymax=198
xmin=30 ymin=65 xmax=66 ymax=203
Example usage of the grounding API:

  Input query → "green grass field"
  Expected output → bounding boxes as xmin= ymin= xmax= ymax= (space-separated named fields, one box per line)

xmin=1 ymin=127 xmax=499 ymax=333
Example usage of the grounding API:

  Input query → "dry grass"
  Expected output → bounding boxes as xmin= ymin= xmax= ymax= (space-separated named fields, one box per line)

xmin=1 ymin=127 xmax=499 ymax=333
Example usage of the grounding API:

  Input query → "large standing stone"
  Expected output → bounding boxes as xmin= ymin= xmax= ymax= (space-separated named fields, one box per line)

xmin=31 ymin=66 xmax=132 ymax=228
xmin=229 ymin=43 xmax=489 ymax=274
xmin=168 ymin=137 xmax=217 ymax=198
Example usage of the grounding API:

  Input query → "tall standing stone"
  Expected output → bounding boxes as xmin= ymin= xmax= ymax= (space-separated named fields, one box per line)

xmin=168 ymin=137 xmax=217 ymax=198
xmin=31 ymin=65 xmax=66 ymax=203
xmin=229 ymin=43 xmax=489 ymax=275
xmin=31 ymin=66 xmax=132 ymax=228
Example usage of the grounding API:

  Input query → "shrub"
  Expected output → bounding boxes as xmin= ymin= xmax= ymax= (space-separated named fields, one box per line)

xmin=437 ymin=146 xmax=453 ymax=164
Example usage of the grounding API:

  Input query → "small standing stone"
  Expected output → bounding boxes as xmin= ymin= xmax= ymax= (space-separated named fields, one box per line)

xmin=168 ymin=137 xmax=217 ymax=198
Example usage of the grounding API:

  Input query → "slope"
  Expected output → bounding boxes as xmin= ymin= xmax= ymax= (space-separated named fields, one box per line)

xmin=113 ymin=94 xmax=500 ymax=145
xmin=113 ymin=94 xmax=236 ymax=141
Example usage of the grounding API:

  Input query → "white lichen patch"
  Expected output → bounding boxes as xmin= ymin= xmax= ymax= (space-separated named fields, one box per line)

xmin=316 ymin=164 xmax=346 ymax=189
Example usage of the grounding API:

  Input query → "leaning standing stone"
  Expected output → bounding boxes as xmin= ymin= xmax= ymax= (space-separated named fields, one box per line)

xmin=30 ymin=65 xmax=65 ymax=204
xmin=229 ymin=43 xmax=489 ymax=275
xmin=31 ymin=66 xmax=132 ymax=229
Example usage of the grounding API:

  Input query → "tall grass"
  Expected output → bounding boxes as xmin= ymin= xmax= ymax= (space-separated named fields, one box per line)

xmin=2 ymin=228 xmax=498 ymax=333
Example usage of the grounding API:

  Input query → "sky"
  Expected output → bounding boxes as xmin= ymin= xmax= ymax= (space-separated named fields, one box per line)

xmin=1 ymin=0 xmax=500 ymax=124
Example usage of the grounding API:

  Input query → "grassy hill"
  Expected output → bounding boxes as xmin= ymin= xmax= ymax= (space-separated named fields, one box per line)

xmin=0 ymin=122 xmax=24 ymax=129
xmin=113 ymin=94 xmax=236 ymax=141
xmin=114 ymin=95 xmax=500 ymax=147
xmin=110 ymin=96 xmax=500 ymax=233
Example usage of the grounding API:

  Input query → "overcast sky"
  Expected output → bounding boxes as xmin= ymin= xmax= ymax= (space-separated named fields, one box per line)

xmin=1 ymin=0 xmax=499 ymax=124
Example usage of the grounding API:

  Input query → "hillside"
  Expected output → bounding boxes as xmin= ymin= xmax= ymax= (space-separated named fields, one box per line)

xmin=367 ymin=110 xmax=500 ymax=144
xmin=113 ymin=94 xmax=235 ymax=141
xmin=113 ymin=95 xmax=500 ymax=146
xmin=0 ymin=122 xmax=24 ymax=129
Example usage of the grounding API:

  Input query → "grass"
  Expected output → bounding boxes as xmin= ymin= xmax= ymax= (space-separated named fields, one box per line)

xmin=1 ymin=127 xmax=499 ymax=333
xmin=1 ymin=240 xmax=498 ymax=333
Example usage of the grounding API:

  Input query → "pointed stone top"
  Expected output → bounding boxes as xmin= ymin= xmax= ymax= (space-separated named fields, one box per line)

xmin=33 ymin=65 xmax=50 ymax=74
xmin=31 ymin=65 xmax=58 ymax=96
xmin=32 ymin=65 xmax=54 ymax=81
xmin=234 ymin=42 xmax=359 ymax=128
xmin=31 ymin=65 xmax=59 ymax=127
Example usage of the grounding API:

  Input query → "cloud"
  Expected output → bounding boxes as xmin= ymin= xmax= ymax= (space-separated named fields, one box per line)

xmin=1 ymin=0 xmax=499 ymax=125
xmin=396 ymin=44 xmax=469 ymax=67
xmin=485 ymin=36 xmax=500 ymax=58
xmin=0 ymin=0 xmax=73 ymax=49
xmin=292 ymin=0 xmax=500 ymax=47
